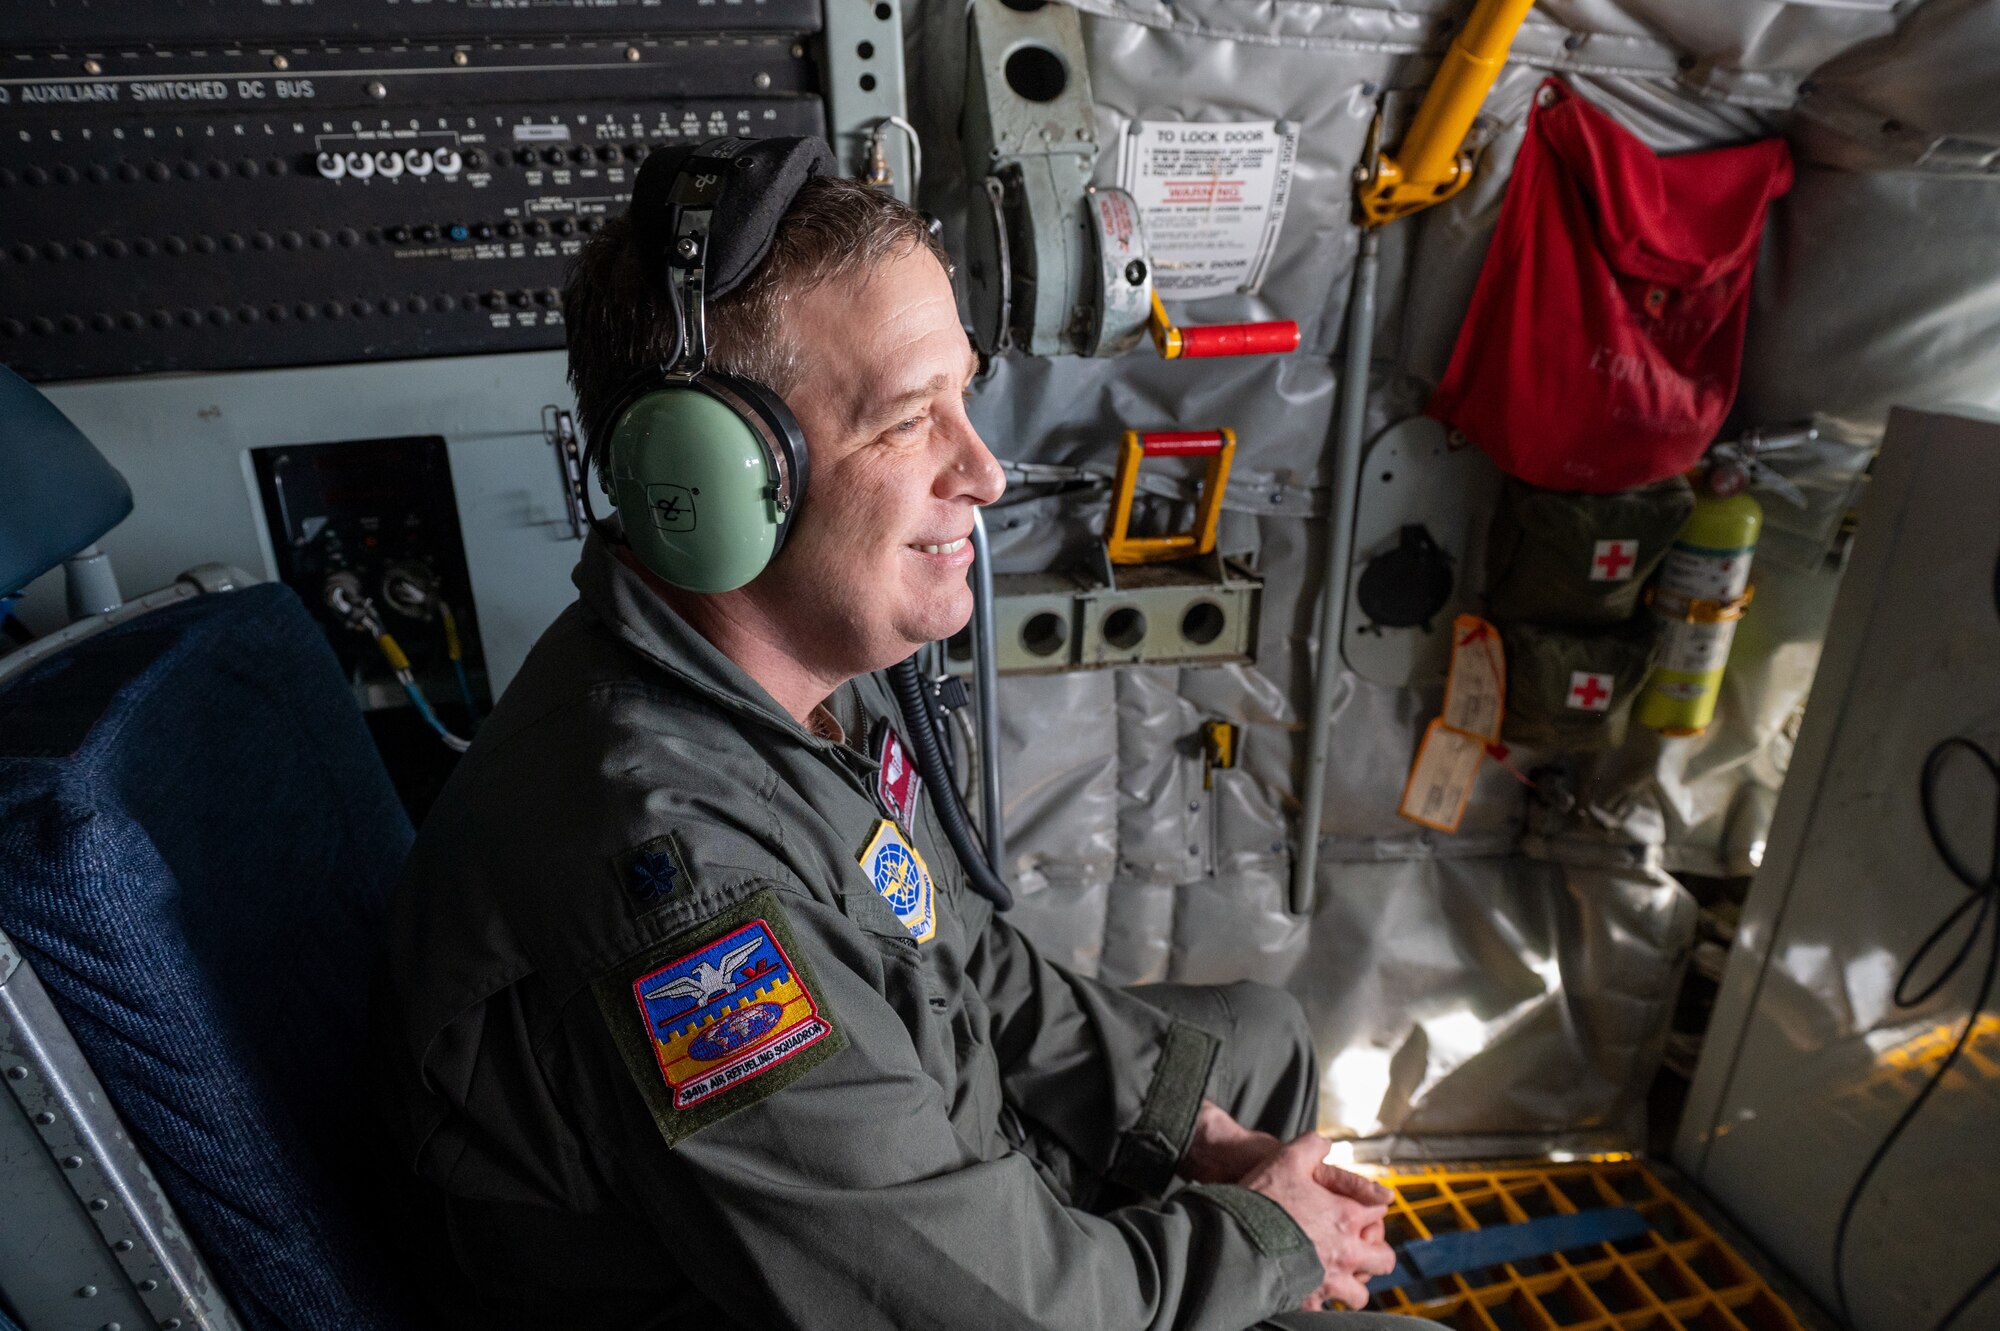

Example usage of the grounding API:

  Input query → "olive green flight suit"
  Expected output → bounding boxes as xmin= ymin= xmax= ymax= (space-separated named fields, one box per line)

xmin=372 ymin=535 xmax=1422 ymax=1331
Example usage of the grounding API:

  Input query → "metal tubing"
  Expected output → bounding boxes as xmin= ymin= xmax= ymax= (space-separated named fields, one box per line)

xmin=969 ymin=508 xmax=1007 ymax=876
xmin=1290 ymin=229 xmax=1381 ymax=916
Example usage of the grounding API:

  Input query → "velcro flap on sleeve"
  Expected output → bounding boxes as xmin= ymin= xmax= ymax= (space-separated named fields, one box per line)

xmin=1106 ymin=1019 xmax=1219 ymax=1198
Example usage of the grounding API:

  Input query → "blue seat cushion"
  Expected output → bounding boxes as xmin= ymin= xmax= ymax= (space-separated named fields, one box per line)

xmin=0 ymin=583 xmax=417 ymax=1331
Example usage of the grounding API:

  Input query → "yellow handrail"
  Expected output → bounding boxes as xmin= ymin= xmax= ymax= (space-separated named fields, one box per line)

xmin=1358 ymin=0 xmax=1536 ymax=226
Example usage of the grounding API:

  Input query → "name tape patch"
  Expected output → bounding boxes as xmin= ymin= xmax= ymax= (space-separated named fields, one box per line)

xmin=859 ymin=818 xmax=937 ymax=943
xmin=633 ymin=918 xmax=833 ymax=1110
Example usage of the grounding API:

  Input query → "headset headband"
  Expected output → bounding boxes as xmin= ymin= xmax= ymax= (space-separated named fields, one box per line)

xmin=629 ymin=136 xmax=839 ymax=372
xmin=659 ymin=138 xmax=750 ymax=371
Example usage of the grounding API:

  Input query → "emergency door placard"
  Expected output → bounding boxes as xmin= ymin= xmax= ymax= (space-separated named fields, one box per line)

xmin=1118 ymin=119 xmax=1299 ymax=299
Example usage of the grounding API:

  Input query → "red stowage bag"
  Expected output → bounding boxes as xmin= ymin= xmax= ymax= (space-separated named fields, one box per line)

xmin=1427 ymin=79 xmax=1792 ymax=493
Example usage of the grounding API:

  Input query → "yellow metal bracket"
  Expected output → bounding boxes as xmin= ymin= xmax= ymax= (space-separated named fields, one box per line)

xmin=1106 ymin=429 xmax=1237 ymax=566
xmin=1356 ymin=0 xmax=1537 ymax=227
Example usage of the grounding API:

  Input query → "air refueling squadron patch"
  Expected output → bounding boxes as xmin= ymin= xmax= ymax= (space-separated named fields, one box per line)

xmin=870 ymin=721 xmax=923 ymax=834
xmin=858 ymin=818 xmax=937 ymax=943
xmin=598 ymin=892 xmax=842 ymax=1146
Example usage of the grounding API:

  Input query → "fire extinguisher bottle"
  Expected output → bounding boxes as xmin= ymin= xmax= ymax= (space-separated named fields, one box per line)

xmin=1637 ymin=487 xmax=1763 ymax=737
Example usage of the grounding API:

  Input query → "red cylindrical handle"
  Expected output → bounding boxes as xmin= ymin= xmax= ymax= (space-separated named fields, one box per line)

xmin=1139 ymin=431 xmax=1226 ymax=457
xmin=1175 ymin=320 xmax=1301 ymax=358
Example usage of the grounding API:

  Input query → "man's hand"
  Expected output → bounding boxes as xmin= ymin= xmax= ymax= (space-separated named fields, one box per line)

xmin=1179 ymin=1100 xmax=1283 ymax=1185
xmin=1238 ymin=1132 xmax=1397 ymax=1313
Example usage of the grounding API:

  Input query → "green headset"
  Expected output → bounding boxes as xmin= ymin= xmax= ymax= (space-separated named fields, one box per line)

xmin=598 ymin=136 xmax=835 ymax=593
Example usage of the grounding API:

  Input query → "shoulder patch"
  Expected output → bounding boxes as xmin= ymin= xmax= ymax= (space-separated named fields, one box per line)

xmin=858 ymin=819 xmax=937 ymax=943
xmin=595 ymin=891 xmax=843 ymax=1145
xmin=614 ymin=832 xmax=692 ymax=911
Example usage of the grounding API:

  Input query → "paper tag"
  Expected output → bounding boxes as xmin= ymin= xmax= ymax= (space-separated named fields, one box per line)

xmin=1398 ymin=719 xmax=1488 ymax=833
xmin=1399 ymin=614 xmax=1505 ymax=834
xmin=1441 ymin=615 xmax=1505 ymax=742
xmin=1118 ymin=119 xmax=1299 ymax=299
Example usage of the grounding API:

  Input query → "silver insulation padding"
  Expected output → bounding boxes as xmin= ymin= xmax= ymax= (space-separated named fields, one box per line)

xmin=916 ymin=0 xmax=2000 ymax=1144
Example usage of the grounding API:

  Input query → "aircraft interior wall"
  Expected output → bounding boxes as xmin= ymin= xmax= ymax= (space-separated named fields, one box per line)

xmin=3 ymin=1 xmax=1998 ymax=1327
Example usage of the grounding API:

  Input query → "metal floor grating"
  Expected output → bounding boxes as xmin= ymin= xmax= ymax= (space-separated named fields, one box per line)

xmin=1367 ymin=1160 xmax=1806 ymax=1330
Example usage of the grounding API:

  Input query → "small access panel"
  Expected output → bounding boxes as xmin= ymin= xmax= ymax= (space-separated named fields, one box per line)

xmin=252 ymin=436 xmax=488 ymax=813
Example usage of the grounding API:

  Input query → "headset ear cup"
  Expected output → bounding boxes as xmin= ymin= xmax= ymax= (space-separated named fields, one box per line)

xmin=704 ymin=371 xmax=809 ymax=555
xmin=605 ymin=379 xmax=789 ymax=593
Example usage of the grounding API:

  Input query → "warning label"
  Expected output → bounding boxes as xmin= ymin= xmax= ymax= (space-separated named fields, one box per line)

xmin=1118 ymin=119 xmax=1299 ymax=300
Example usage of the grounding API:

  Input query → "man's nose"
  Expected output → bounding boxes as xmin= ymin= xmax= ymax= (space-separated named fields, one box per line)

xmin=940 ymin=416 xmax=1007 ymax=506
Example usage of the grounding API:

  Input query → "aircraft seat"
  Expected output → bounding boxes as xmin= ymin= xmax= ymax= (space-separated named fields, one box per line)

xmin=0 ymin=364 xmax=131 ymax=620
xmin=0 ymin=367 xmax=423 ymax=1330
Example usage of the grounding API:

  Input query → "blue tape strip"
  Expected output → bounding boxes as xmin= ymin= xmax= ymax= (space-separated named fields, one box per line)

xmin=1368 ymin=1206 xmax=1650 ymax=1295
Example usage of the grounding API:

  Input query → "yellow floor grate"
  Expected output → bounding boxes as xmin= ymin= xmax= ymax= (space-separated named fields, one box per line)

xmin=1367 ymin=1159 xmax=1806 ymax=1331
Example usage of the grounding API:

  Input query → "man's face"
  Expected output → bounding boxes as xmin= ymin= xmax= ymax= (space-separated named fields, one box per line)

xmin=754 ymin=244 xmax=1004 ymax=674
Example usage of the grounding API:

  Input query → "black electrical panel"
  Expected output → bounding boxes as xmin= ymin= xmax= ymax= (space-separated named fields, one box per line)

xmin=2 ymin=13 xmax=826 ymax=380
xmin=10 ymin=0 xmax=822 ymax=44
xmin=252 ymin=435 xmax=488 ymax=814
xmin=252 ymin=435 xmax=487 ymax=708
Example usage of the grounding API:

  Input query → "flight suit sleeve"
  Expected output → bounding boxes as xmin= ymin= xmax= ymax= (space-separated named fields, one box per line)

xmin=557 ymin=883 xmax=1322 ymax=1331
xmin=965 ymin=911 xmax=1223 ymax=1201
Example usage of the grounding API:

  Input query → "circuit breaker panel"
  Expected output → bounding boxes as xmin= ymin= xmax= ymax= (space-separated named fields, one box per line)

xmin=1 ymin=2 xmax=825 ymax=381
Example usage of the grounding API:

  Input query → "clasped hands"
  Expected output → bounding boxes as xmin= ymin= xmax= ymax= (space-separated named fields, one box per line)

xmin=1180 ymin=1100 xmax=1397 ymax=1313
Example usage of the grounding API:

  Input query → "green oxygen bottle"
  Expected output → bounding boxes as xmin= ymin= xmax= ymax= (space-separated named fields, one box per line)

xmin=1636 ymin=480 xmax=1763 ymax=737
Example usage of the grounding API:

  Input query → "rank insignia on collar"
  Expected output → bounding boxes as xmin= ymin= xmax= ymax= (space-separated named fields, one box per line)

xmin=858 ymin=818 xmax=936 ymax=944
xmin=632 ymin=915 xmax=834 ymax=1112
xmin=870 ymin=721 xmax=924 ymax=834
xmin=615 ymin=832 xmax=692 ymax=910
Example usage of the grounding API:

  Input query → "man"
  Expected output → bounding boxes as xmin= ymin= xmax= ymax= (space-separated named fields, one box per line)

xmin=373 ymin=137 xmax=1420 ymax=1329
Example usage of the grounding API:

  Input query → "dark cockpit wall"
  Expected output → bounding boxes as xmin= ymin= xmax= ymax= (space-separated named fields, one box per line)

xmin=4 ymin=0 xmax=2000 ymax=1329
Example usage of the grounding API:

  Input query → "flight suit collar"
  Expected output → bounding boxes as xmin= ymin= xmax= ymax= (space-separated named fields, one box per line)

xmin=572 ymin=533 xmax=877 ymax=763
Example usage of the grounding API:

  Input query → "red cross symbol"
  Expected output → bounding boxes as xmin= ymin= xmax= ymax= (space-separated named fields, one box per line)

xmin=1568 ymin=672 xmax=1613 ymax=711
xmin=1591 ymin=540 xmax=1638 ymax=581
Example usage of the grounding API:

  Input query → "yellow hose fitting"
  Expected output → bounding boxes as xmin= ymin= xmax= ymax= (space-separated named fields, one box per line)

xmin=375 ymin=633 xmax=412 ymax=673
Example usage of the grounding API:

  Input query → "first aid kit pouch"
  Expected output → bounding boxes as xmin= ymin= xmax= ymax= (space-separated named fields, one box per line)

xmin=1485 ymin=474 xmax=1695 ymax=627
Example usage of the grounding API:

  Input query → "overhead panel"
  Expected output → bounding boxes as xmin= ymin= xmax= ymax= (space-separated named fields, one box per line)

xmin=0 ymin=25 xmax=824 ymax=381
